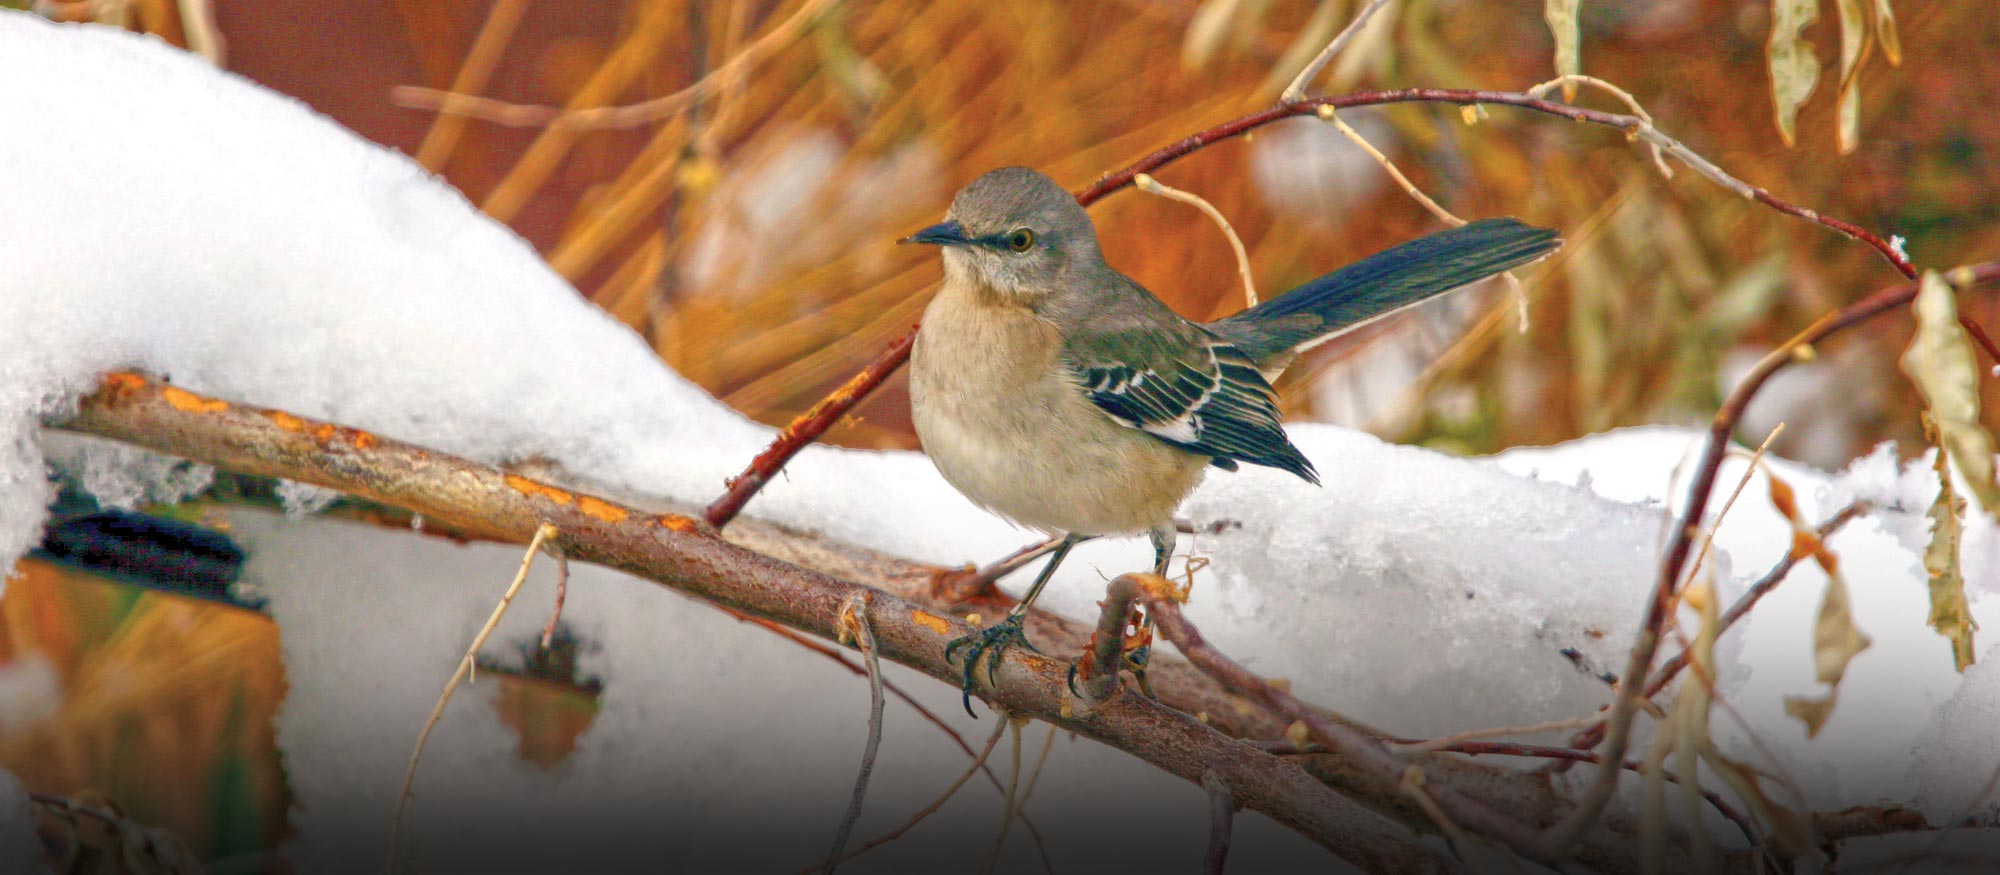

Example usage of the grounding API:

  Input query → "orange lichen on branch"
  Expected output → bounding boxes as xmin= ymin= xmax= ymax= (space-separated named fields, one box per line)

xmin=655 ymin=514 xmax=707 ymax=534
xmin=503 ymin=473 xmax=576 ymax=507
xmin=98 ymin=371 xmax=149 ymax=399
xmin=575 ymin=495 xmax=629 ymax=524
xmin=265 ymin=410 xmax=307 ymax=432
xmin=161 ymin=385 xmax=230 ymax=414
xmin=908 ymin=610 xmax=952 ymax=636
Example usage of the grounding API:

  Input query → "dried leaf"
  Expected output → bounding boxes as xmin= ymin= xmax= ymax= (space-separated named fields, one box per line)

xmin=1808 ymin=573 xmax=1871 ymax=687
xmin=1900 ymin=271 xmax=2000 ymax=517
xmin=1184 ymin=0 xmax=1246 ymax=71
xmin=1833 ymin=0 xmax=1872 ymax=154
xmin=1783 ymin=690 xmax=1839 ymax=737
xmin=1923 ymin=448 xmax=1978 ymax=670
xmin=1260 ymin=0 xmax=1343 ymax=97
xmin=1767 ymin=0 xmax=1822 ymax=147
xmin=1669 ymin=577 xmax=1721 ymax=866
xmin=1544 ymin=0 xmax=1581 ymax=100
xmin=1874 ymin=0 xmax=1901 ymax=63
xmin=1702 ymin=747 xmax=1813 ymax=857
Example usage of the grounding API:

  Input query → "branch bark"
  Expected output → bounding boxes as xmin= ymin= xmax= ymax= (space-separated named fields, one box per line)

xmin=53 ymin=371 xmax=1754 ymax=872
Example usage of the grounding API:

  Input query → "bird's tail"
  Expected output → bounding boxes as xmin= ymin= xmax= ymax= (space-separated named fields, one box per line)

xmin=1206 ymin=217 xmax=1559 ymax=364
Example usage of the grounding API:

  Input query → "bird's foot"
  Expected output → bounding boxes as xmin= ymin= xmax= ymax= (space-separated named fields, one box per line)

xmin=945 ymin=613 xmax=1037 ymax=718
xmin=1065 ymin=639 xmax=1156 ymax=699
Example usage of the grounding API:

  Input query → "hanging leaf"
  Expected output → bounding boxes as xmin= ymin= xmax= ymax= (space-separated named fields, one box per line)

xmin=1702 ymin=747 xmax=1814 ymax=858
xmin=1874 ymin=0 xmax=1901 ymax=64
xmin=1833 ymin=0 xmax=1873 ymax=153
xmin=1782 ymin=691 xmax=1839 ymax=737
xmin=1922 ymin=446 xmax=1978 ymax=670
xmin=1544 ymin=0 xmax=1582 ymax=100
xmin=1767 ymin=0 xmax=1822 ymax=147
xmin=1769 ymin=471 xmax=1871 ymax=737
xmin=1900 ymin=271 xmax=2000 ymax=517
xmin=1808 ymin=573 xmax=1871 ymax=687
xmin=1184 ymin=0 xmax=1246 ymax=72
xmin=1261 ymin=0 xmax=1344 ymax=97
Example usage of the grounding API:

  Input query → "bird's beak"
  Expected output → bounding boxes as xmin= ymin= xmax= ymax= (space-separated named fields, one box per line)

xmin=900 ymin=220 xmax=969 ymax=247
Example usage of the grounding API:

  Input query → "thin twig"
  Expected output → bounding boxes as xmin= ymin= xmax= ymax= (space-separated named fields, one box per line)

xmin=538 ymin=539 xmax=569 ymax=650
xmin=412 ymin=0 xmax=529 ymax=169
xmin=1255 ymin=738 xmax=1761 ymax=847
xmin=933 ymin=534 xmax=1073 ymax=604
xmin=1395 ymin=713 xmax=1606 ymax=755
xmin=390 ymin=521 xmax=558 ymax=871
xmin=1558 ymin=502 xmax=1870 ymax=759
xmin=816 ymin=720 xmax=1009 ymax=872
xmin=1540 ymin=261 xmax=2000 ymax=856
xmin=1013 ymin=724 xmax=1061 ymax=875
xmin=1134 ymin=173 xmax=1259 ymax=308
xmin=1130 ymin=574 xmax=1554 ymax=862
xmin=393 ymin=0 xmax=843 ymax=130
xmin=1280 ymin=0 xmax=1393 ymax=103
xmin=704 ymin=328 xmax=916 ymax=528
xmin=1316 ymin=105 xmax=1462 ymax=227
xmin=822 ymin=593 xmax=885 ymax=874
xmin=1074 ymin=571 xmax=1146 ymax=707
xmin=1401 ymin=766 xmax=1483 ymax=873
xmin=1525 ymin=74 xmax=1672 ymax=177
xmin=978 ymin=717 xmax=1027 ymax=875
xmin=1202 ymin=768 xmax=1236 ymax=875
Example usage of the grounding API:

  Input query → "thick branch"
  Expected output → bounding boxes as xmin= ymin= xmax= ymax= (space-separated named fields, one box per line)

xmin=52 ymin=372 xmax=1450 ymax=873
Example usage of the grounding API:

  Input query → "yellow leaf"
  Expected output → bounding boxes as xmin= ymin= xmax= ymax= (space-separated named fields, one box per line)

xmin=1184 ymin=0 xmax=1246 ymax=72
xmin=1767 ymin=0 xmax=1822 ymax=147
xmin=1783 ymin=691 xmax=1838 ymax=737
xmin=1702 ymin=746 xmax=1813 ymax=857
xmin=1810 ymin=573 xmax=1871 ymax=686
xmin=1833 ymin=0 xmax=1872 ymax=154
xmin=1260 ymin=0 xmax=1343 ymax=98
xmin=1874 ymin=0 xmax=1901 ymax=64
xmin=1786 ymin=568 xmax=1871 ymax=736
xmin=1923 ymin=448 xmax=1979 ymax=671
xmin=1900 ymin=271 xmax=2000 ymax=517
xmin=1544 ymin=0 xmax=1581 ymax=100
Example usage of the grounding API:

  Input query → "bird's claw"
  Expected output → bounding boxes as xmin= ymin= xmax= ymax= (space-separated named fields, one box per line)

xmin=945 ymin=613 xmax=1036 ymax=718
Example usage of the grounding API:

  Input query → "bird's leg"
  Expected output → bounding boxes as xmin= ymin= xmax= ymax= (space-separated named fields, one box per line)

xmin=946 ymin=533 xmax=1082 ymax=717
xmin=1128 ymin=524 xmax=1176 ymax=696
xmin=1148 ymin=524 xmax=1175 ymax=576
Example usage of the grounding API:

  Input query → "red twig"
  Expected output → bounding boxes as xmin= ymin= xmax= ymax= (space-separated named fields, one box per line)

xmin=1557 ymin=502 xmax=1870 ymax=761
xmin=703 ymin=330 xmax=917 ymax=527
xmin=1125 ymin=573 xmax=1555 ymax=863
xmin=1543 ymin=262 xmax=2000 ymax=856
xmin=538 ymin=540 xmax=570 ymax=649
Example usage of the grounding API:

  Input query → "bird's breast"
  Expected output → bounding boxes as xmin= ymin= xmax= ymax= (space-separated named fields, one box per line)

xmin=910 ymin=282 xmax=1206 ymax=536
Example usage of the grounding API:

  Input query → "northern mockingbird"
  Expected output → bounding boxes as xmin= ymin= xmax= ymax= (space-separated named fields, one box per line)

xmin=905 ymin=166 xmax=1558 ymax=706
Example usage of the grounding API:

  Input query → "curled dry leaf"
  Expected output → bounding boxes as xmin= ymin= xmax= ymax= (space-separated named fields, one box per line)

xmin=1834 ymin=0 xmax=1872 ymax=154
xmin=1544 ymin=0 xmax=1582 ymax=100
xmin=1767 ymin=0 xmax=1822 ymax=147
xmin=1922 ymin=447 xmax=1978 ymax=671
xmin=1901 ymin=270 xmax=2000 ymax=518
xmin=1907 ymin=276 xmax=2000 ymax=506
xmin=1769 ymin=472 xmax=1872 ymax=737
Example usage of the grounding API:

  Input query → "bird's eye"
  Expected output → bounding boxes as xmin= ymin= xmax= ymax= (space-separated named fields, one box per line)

xmin=1007 ymin=228 xmax=1036 ymax=252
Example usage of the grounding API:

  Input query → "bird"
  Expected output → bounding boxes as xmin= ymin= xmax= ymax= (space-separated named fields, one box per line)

xmin=903 ymin=166 xmax=1559 ymax=711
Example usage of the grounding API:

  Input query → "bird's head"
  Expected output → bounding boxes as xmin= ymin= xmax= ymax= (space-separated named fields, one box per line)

xmin=902 ymin=166 xmax=1100 ymax=304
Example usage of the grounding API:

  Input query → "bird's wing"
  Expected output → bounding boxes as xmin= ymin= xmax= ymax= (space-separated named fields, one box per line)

xmin=1063 ymin=326 xmax=1319 ymax=484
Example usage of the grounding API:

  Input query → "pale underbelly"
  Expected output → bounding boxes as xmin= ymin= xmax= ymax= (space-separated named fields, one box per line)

xmin=912 ymin=371 xmax=1208 ymax=536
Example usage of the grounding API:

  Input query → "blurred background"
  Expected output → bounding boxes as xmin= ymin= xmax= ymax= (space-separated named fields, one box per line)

xmin=5 ymin=0 xmax=1997 ymax=868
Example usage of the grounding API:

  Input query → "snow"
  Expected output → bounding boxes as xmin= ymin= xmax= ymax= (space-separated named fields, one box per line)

xmin=2 ymin=11 xmax=1998 ymax=872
